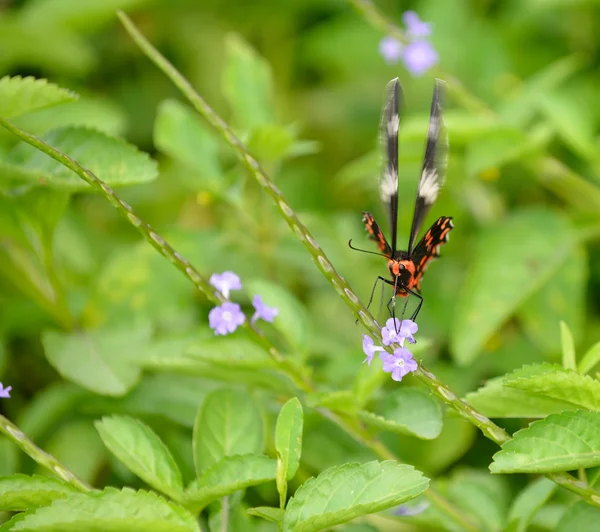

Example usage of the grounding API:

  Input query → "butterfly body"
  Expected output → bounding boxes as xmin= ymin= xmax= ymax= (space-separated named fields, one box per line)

xmin=352 ymin=78 xmax=453 ymax=322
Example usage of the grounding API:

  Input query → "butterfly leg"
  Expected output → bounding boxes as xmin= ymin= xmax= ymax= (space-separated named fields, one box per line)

xmin=356 ymin=276 xmax=394 ymax=325
xmin=403 ymin=286 xmax=424 ymax=322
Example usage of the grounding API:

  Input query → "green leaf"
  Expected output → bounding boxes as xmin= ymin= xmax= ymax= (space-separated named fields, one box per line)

xmin=2 ymin=487 xmax=200 ymax=532
xmin=0 ymin=76 xmax=77 ymax=119
xmin=185 ymin=338 xmax=276 ymax=369
xmin=247 ymin=507 xmax=284 ymax=523
xmin=183 ymin=454 xmax=276 ymax=512
xmin=193 ymin=388 xmax=264 ymax=475
xmin=446 ymin=470 xmax=510 ymax=531
xmin=560 ymin=321 xmax=576 ymax=370
xmin=222 ymin=33 xmax=274 ymax=130
xmin=95 ymin=416 xmax=183 ymax=500
xmin=490 ymin=410 xmax=600 ymax=473
xmin=153 ymin=99 xmax=221 ymax=183
xmin=282 ymin=461 xmax=429 ymax=532
xmin=556 ymin=501 xmax=600 ymax=532
xmin=247 ymin=123 xmax=295 ymax=164
xmin=244 ymin=279 xmax=310 ymax=352
xmin=275 ymin=398 xmax=303 ymax=506
xmin=505 ymin=477 xmax=556 ymax=532
xmin=6 ymin=127 xmax=158 ymax=190
xmin=504 ymin=363 xmax=600 ymax=410
xmin=0 ymin=474 xmax=79 ymax=511
xmin=579 ymin=342 xmax=600 ymax=375
xmin=539 ymin=90 xmax=596 ymax=160
xmin=358 ymin=387 xmax=442 ymax=440
xmin=451 ymin=209 xmax=575 ymax=364
xmin=518 ymin=246 xmax=587 ymax=354
xmin=464 ymin=375 xmax=576 ymax=418
xmin=41 ymin=322 xmax=152 ymax=396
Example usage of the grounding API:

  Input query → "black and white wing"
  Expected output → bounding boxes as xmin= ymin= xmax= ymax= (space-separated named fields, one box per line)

xmin=407 ymin=79 xmax=448 ymax=256
xmin=378 ymin=78 xmax=402 ymax=255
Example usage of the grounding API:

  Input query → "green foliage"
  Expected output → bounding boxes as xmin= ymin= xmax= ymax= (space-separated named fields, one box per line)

xmin=491 ymin=411 xmax=600 ymax=473
xmin=95 ymin=416 xmax=183 ymax=500
xmin=0 ymin=76 xmax=77 ymax=118
xmin=2 ymin=1 xmax=600 ymax=530
xmin=192 ymin=389 xmax=264 ymax=475
xmin=0 ymin=475 xmax=79 ymax=511
xmin=282 ymin=461 xmax=429 ymax=532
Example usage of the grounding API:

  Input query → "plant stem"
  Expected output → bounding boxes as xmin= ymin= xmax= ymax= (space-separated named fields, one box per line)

xmin=0 ymin=414 xmax=89 ymax=491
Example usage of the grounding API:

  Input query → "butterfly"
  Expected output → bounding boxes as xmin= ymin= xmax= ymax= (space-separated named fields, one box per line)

xmin=350 ymin=78 xmax=453 ymax=322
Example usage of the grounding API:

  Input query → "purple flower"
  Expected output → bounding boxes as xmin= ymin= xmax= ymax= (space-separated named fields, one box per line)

xmin=208 ymin=302 xmax=245 ymax=335
xmin=362 ymin=335 xmax=385 ymax=366
xmin=402 ymin=40 xmax=438 ymax=76
xmin=381 ymin=318 xmax=418 ymax=346
xmin=403 ymin=11 xmax=432 ymax=39
xmin=382 ymin=347 xmax=418 ymax=381
xmin=379 ymin=36 xmax=403 ymax=64
xmin=251 ymin=295 xmax=278 ymax=325
xmin=209 ymin=271 xmax=242 ymax=299
xmin=0 ymin=382 xmax=12 ymax=398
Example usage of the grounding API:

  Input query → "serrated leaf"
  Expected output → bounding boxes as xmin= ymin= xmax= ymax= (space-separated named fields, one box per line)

xmin=282 ymin=461 xmax=429 ymax=532
xmin=244 ymin=279 xmax=310 ymax=352
xmin=95 ymin=416 xmax=183 ymax=500
xmin=556 ymin=501 xmax=600 ymax=532
xmin=193 ymin=388 xmax=264 ymax=475
xmin=505 ymin=477 xmax=556 ymax=532
xmin=183 ymin=454 xmax=276 ymax=511
xmin=504 ymin=363 xmax=600 ymax=410
xmin=41 ymin=322 xmax=152 ymax=396
xmin=490 ymin=410 xmax=600 ymax=473
xmin=560 ymin=321 xmax=576 ymax=370
xmin=0 ymin=76 xmax=77 ymax=119
xmin=579 ymin=342 xmax=600 ymax=375
xmin=3 ymin=487 xmax=199 ymax=532
xmin=6 ymin=127 xmax=157 ymax=190
xmin=464 ymin=375 xmax=575 ymax=418
xmin=451 ymin=209 xmax=575 ymax=364
xmin=0 ymin=474 xmax=79 ymax=511
xmin=223 ymin=33 xmax=274 ymax=130
xmin=185 ymin=338 xmax=276 ymax=369
xmin=153 ymin=99 xmax=221 ymax=182
xmin=247 ymin=507 xmax=284 ymax=523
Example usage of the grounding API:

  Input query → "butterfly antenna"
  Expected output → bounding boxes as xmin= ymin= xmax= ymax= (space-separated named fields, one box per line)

xmin=348 ymin=239 xmax=388 ymax=258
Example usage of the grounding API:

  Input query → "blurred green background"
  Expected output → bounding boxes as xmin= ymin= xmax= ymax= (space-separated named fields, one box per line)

xmin=1 ymin=0 xmax=600 ymax=529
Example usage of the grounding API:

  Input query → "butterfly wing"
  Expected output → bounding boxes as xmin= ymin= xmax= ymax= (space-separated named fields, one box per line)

xmin=362 ymin=212 xmax=392 ymax=257
xmin=378 ymin=78 xmax=402 ymax=254
xmin=407 ymin=79 xmax=448 ymax=256
xmin=411 ymin=216 xmax=453 ymax=291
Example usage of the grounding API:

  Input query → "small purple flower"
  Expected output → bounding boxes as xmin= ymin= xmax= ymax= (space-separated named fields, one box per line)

xmin=402 ymin=40 xmax=438 ymax=76
xmin=382 ymin=347 xmax=418 ymax=381
xmin=362 ymin=335 xmax=385 ymax=366
xmin=403 ymin=11 xmax=432 ymax=39
xmin=381 ymin=318 xmax=418 ymax=346
xmin=251 ymin=295 xmax=278 ymax=325
xmin=379 ymin=36 xmax=403 ymax=64
xmin=209 ymin=271 xmax=242 ymax=299
xmin=0 ymin=382 xmax=12 ymax=398
xmin=209 ymin=302 xmax=245 ymax=335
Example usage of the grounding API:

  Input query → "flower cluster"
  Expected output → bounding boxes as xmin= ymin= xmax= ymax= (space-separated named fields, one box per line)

xmin=362 ymin=318 xmax=418 ymax=382
xmin=208 ymin=272 xmax=278 ymax=336
xmin=0 ymin=382 xmax=11 ymax=399
xmin=379 ymin=11 xmax=438 ymax=76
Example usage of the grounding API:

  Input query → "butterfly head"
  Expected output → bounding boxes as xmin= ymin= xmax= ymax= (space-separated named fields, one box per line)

xmin=388 ymin=257 xmax=415 ymax=286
